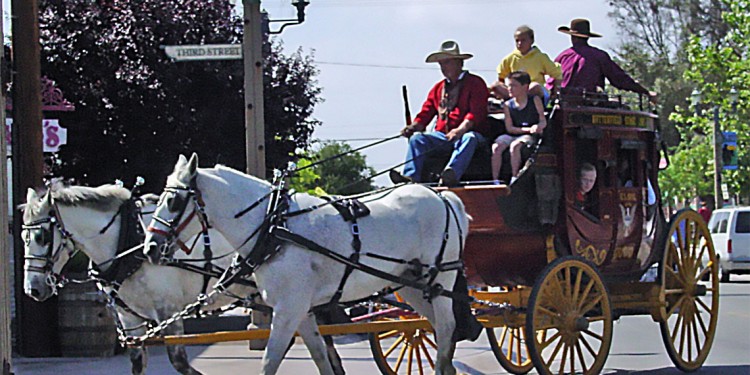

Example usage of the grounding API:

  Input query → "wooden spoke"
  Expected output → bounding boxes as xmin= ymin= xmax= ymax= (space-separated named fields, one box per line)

xmin=576 ymin=342 xmax=589 ymax=373
xmin=417 ymin=340 xmax=434 ymax=369
xmin=422 ymin=332 xmax=437 ymax=349
xmin=406 ymin=339 xmax=414 ymax=375
xmin=579 ymin=293 xmax=604 ymax=315
xmin=577 ymin=279 xmax=596 ymax=311
xmin=659 ymin=210 xmax=720 ymax=372
xmin=393 ymin=341 xmax=408 ymax=373
xmin=489 ymin=326 xmax=534 ymax=374
xmin=383 ymin=334 xmax=405 ymax=358
xmin=580 ymin=334 xmax=597 ymax=357
xmin=539 ymin=330 xmax=562 ymax=350
xmin=527 ymin=257 xmax=612 ymax=375
xmin=379 ymin=330 xmax=401 ymax=340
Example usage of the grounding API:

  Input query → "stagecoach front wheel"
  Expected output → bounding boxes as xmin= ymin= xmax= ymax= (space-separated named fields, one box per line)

xmin=658 ymin=209 xmax=719 ymax=372
xmin=525 ymin=256 xmax=613 ymax=375
xmin=487 ymin=325 xmax=534 ymax=374
xmin=369 ymin=326 xmax=436 ymax=375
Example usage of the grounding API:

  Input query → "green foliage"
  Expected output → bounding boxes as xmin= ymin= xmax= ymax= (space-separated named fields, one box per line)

xmin=674 ymin=0 xmax=750 ymax=202
xmin=37 ymin=0 xmax=321 ymax=191
xmin=288 ymin=158 xmax=327 ymax=196
xmin=609 ymin=0 xmax=750 ymax=203
xmin=292 ymin=142 xmax=376 ymax=196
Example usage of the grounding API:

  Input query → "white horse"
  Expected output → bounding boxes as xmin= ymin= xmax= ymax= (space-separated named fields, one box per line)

xmin=21 ymin=183 xmax=252 ymax=375
xmin=144 ymin=154 xmax=476 ymax=375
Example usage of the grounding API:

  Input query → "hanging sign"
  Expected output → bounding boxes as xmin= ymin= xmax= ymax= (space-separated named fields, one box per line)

xmin=5 ymin=118 xmax=68 ymax=154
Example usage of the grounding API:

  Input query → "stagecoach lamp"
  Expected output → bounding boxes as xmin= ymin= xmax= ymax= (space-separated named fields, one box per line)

xmin=690 ymin=89 xmax=702 ymax=108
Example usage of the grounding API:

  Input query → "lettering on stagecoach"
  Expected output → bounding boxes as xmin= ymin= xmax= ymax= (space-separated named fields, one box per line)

xmin=619 ymin=191 xmax=638 ymax=202
xmin=574 ymin=239 xmax=607 ymax=265
xmin=613 ymin=245 xmax=635 ymax=261
xmin=568 ymin=113 xmax=649 ymax=128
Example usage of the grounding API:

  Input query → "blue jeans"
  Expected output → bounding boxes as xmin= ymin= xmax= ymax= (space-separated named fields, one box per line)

xmin=403 ymin=131 xmax=485 ymax=182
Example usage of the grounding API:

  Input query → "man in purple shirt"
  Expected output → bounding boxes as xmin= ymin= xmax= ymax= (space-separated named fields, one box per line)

xmin=553 ymin=18 xmax=657 ymax=104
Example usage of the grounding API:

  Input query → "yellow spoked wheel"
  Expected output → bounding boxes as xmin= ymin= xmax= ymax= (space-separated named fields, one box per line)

xmin=659 ymin=209 xmax=719 ymax=372
xmin=487 ymin=325 xmax=534 ymax=374
xmin=369 ymin=326 xmax=437 ymax=375
xmin=526 ymin=256 xmax=613 ymax=375
xmin=369 ymin=292 xmax=436 ymax=375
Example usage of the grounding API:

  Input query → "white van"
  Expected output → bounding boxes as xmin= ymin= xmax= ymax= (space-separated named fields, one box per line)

xmin=706 ymin=207 xmax=750 ymax=282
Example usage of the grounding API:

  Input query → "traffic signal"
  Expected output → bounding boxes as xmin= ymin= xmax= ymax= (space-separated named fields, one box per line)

xmin=722 ymin=131 xmax=738 ymax=170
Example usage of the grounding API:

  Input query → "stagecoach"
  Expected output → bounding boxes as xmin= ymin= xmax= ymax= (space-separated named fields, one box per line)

xmin=133 ymin=89 xmax=720 ymax=375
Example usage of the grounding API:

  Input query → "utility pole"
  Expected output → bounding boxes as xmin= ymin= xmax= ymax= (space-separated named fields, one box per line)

xmin=1 ymin=2 xmax=12 ymax=372
xmin=243 ymin=0 xmax=266 ymax=178
xmin=11 ymin=0 xmax=58 ymax=356
xmin=713 ymin=107 xmax=723 ymax=209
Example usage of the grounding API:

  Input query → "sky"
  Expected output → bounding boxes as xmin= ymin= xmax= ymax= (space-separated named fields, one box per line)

xmin=252 ymin=0 xmax=621 ymax=185
xmin=2 ymin=0 xmax=621 ymax=186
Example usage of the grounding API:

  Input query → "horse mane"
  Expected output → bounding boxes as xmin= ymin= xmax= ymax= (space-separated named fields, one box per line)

xmin=165 ymin=162 xmax=271 ymax=188
xmin=49 ymin=182 xmax=131 ymax=212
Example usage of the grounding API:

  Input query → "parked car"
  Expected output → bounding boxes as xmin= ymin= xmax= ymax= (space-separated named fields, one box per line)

xmin=705 ymin=206 xmax=750 ymax=282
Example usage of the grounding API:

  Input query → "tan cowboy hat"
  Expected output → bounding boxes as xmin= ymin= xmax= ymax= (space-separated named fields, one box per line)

xmin=558 ymin=18 xmax=602 ymax=38
xmin=425 ymin=40 xmax=473 ymax=63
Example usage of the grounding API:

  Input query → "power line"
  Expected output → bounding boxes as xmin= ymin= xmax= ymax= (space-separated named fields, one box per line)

xmin=317 ymin=61 xmax=496 ymax=73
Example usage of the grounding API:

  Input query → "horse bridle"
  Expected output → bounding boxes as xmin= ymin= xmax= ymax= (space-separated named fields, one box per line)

xmin=147 ymin=184 xmax=211 ymax=259
xmin=22 ymin=204 xmax=77 ymax=291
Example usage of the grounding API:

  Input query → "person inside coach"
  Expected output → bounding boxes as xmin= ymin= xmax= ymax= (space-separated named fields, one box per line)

xmin=390 ymin=40 xmax=490 ymax=187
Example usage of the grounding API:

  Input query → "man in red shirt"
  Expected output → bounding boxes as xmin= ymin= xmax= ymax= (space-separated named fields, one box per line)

xmin=392 ymin=40 xmax=489 ymax=186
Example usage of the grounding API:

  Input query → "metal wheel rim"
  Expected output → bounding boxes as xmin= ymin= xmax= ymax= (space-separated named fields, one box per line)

xmin=526 ymin=257 xmax=613 ymax=375
xmin=659 ymin=209 xmax=719 ymax=371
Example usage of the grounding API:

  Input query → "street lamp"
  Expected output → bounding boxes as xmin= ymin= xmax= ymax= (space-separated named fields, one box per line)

xmin=691 ymin=88 xmax=740 ymax=209
xmin=268 ymin=0 xmax=310 ymax=34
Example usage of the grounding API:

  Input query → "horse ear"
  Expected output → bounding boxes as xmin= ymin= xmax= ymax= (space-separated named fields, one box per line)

xmin=176 ymin=154 xmax=187 ymax=169
xmin=187 ymin=153 xmax=198 ymax=175
xmin=26 ymin=188 xmax=38 ymax=203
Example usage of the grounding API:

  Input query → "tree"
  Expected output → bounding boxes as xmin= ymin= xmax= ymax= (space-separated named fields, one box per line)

xmin=607 ymin=0 xmax=731 ymax=147
xmin=292 ymin=142 xmax=376 ymax=196
xmin=36 ymin=0 xmax=321 ymax=191
xmin=607 ymin=0 xmax=750 ymax=203
xmin=666 ymin=0 xmax=750 ymax=204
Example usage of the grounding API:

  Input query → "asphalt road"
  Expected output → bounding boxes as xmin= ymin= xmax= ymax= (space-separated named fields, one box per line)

xmin=13 ymin=275 xmax=750 ymax=374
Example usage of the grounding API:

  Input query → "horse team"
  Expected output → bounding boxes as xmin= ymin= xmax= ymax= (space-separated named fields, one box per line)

xmin=22 ymin=153 xmax=475 ymax=375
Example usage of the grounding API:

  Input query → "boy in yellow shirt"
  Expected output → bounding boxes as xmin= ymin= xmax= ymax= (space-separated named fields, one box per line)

xmin=489 ymin=25 xmax=561 ymax=105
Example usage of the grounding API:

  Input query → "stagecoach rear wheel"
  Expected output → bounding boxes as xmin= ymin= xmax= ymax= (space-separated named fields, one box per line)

xmin=525 ymin=256 xmax=613 ymax=375
xmin=369 ymin=326 xmax=437 ymax=375
xmin=487 ymin=325 xmax=534 ymax=374
xmin=658 ymin=209 xmax=719 ymax=372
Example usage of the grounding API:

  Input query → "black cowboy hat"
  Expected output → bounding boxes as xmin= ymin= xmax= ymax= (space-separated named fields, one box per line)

xmin=558 ymin=18 xmax=602 ymax=38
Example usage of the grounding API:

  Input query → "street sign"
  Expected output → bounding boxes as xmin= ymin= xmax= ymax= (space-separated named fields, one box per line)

xmin=722 ymin=131 xmax=738 ymax=170
xmin=164 ymin=44 xmax=242 ymax=62
xmin=5 ymin=118 xmax=68 ymax=153
xmin=722 ymin=183 xmax=730 ymax=201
